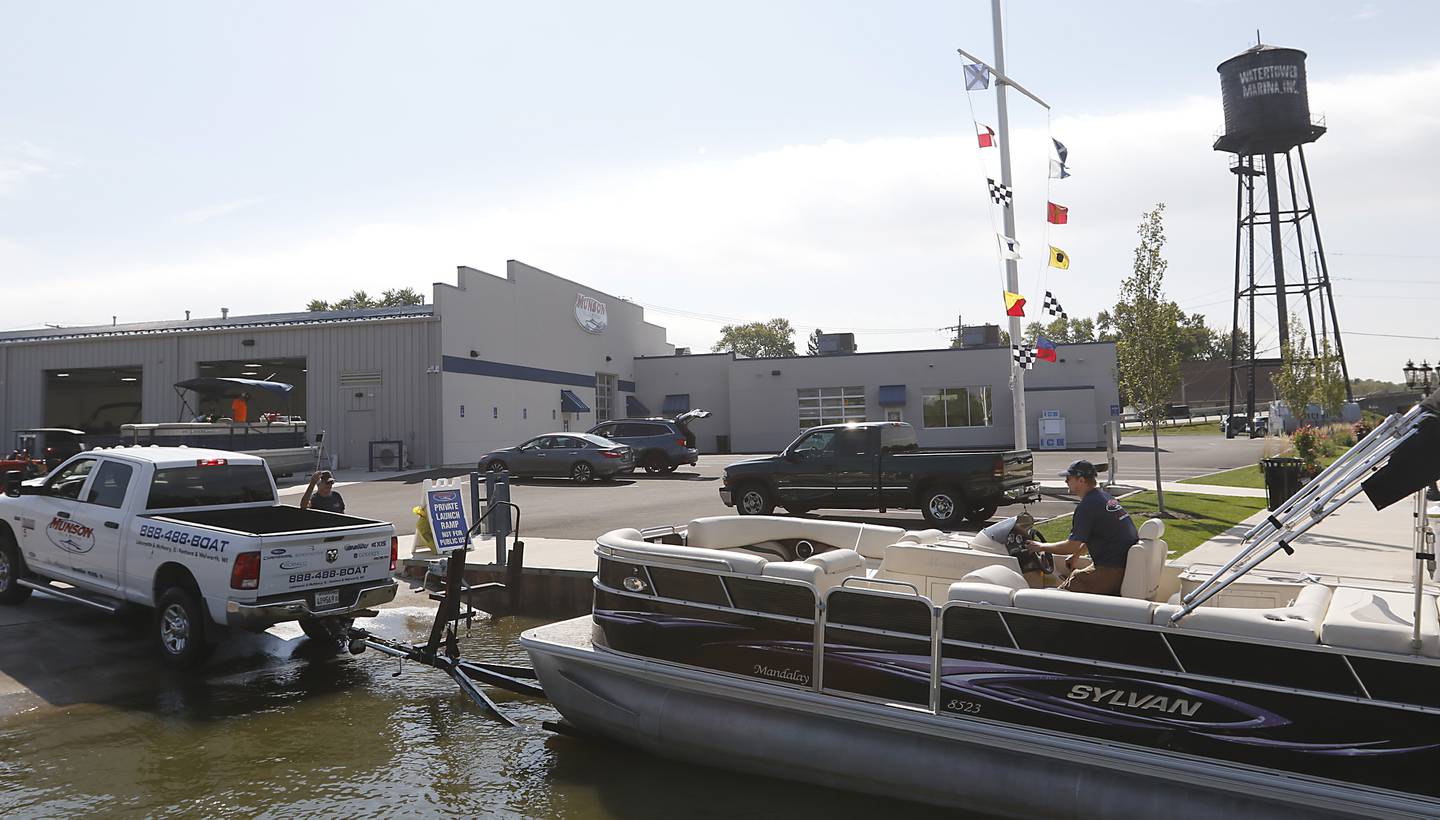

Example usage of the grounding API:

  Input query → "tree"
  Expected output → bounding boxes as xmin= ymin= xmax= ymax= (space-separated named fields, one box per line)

xmin=1271 ymin=314 xmax=1315 ymax=431
xmin=308 ymin=287 xmax=426 ymax=311
xmin=1023 ymin=316 xmax=1096 ymax=345
xmin=1113 ymin=204 xmax=1181 ymax=515
xmin=806 ymin=328 xmax=824 ymax=356
xmin=1314 ymin=337 xmax=1347 ymax=419
xmin=712 ymin=318 xmax=797 ymax=358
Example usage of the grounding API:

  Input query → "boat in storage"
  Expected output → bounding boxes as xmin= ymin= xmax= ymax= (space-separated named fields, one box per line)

xmin=522 ymin=400 xmax=1440 ymax=818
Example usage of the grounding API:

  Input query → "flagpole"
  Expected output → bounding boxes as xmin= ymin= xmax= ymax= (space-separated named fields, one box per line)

xmin=991 ymin=0 xmax=1027 ymax=451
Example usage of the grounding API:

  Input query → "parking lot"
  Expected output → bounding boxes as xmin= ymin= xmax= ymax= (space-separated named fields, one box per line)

xmin=314 ymin=432 xmax=1275 ymax=540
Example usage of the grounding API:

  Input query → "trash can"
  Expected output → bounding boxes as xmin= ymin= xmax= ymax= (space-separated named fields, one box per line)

xmin=715 ymin=435 xmax=731 ymax=454
xmin=1260 ymin=457 xmax=1304 ymax=511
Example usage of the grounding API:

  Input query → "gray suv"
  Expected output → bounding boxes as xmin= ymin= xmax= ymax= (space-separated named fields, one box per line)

xmin=589 ymin=409 xmax=711 ymax=474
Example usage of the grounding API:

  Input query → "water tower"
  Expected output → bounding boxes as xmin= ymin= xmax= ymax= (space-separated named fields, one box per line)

xmin=1214 ymin=42 xmax=1351 ymax=436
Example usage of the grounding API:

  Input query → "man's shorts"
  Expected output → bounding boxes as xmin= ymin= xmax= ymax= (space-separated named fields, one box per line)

xmin=1058 ymin=564 xmax=1125 ymax=596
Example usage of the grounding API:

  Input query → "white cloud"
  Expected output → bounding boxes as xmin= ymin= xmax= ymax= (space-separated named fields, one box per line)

xmin=9 ymin=61 xmax=1438 ymax=380
xmin=178 ymin=197 xmax=266 ymax=225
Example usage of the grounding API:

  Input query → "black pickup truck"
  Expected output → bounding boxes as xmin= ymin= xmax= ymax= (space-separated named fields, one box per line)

xmin=718 ymin=422 xmax=1038 ymax=527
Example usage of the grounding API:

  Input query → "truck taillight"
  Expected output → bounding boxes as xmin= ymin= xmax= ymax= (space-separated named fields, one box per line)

xmin=231 ymin=551 xmax=261 ymax=590
xmin=992 ymin=455 xmax=1005 ymax=479
xmin=390 ymin=536 xmax=398 ymax=571
xmin=197 ymin=458 xmax=228 ymax=466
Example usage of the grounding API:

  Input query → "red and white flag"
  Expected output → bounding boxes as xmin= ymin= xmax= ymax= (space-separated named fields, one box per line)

xmin=977 ymin=124 xmax=995 ymax=148
xmin=1047 ymin=202 xmax=1068 ymax=225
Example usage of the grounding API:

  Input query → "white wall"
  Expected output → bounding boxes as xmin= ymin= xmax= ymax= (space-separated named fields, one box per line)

xmin=632 ymin=353 xmax=734 ymax=452
xmin=436 ymin=260 xmax=674 ymax=463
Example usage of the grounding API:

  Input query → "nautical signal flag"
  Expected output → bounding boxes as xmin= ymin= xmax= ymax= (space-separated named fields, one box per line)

xmin=1048 ymin=246 xmax=1070 ymax=270
xmin=1012 ymin=345 xmax=1036 ymax=370
xmin=964 ymin=64 xmax=991 ymax=91
xmin=1004 ymin=291 xmax=1027 ymax=317
xmin=977 ymin=124 xmax=995 ymax=148
xmin=1049 ymin=159 xmax=1071 ymax=179
xmin=1052 ymin=138 xmax=1068 ymax=165
xmin=1047 ymin=202 xmax=1068 ymax=225
xmin=1042 ymin=291 xmax=1068 ymax=321
xmin=997 ymin=234 xmax=1021 ymax=260
xmin=987 ymin=178 xmax=1013 ymax=208
xmin=1036 ymin=336 xmax=1058 ymax=363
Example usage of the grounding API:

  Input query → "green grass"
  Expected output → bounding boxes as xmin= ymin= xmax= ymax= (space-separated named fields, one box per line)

xmin=1034 ymin=490 xmax=1268 ymax=558
xmin=1180 ymin=450 xmax=1343 ymax=490
xmin=1151 ymin=420 xmax=1222 ymax=436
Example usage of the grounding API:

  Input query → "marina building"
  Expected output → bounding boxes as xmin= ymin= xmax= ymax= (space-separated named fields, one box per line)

xmin=0 ymin=261 xmax=1119 ymax=467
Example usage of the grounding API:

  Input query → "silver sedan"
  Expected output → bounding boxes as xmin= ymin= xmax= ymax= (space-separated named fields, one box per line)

xmin=478 ymin=433 xmax=633 ymax=483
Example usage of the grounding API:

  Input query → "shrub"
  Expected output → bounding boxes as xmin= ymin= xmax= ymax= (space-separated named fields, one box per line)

xmin=1292 ymin=425 xmax=1324 ymax=476
xmin=1353 ymin=419 xmax=1374 ymax=440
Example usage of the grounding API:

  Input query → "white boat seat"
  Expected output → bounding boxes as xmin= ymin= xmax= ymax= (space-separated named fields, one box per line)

xmin=761 ymin=549 xmax=866 ymax=593
xmin=1152 ymin=584 xmax=1332 ymax=644
xmin=873 ymin=543 xmax=1021 ymax=601
xmin=597 ymin=528 xmax=768 ymax=575
xmin=686 ymin=516 xmax=905 ymax=560
xmin=1121 ymin=519 xmax=1167 ymax=601
xmin=1319 ymin=586 xmax=1440 ymax=658
xmin=947 ymin=581 xmax=1017 ymax=606
xmin=897 ymin=529 xmax=947 ymax=544
xmin=961 ymin=564 xmax=1030 ymax=591
xmin=1013 ymin=589 xmax=1156 ymax=624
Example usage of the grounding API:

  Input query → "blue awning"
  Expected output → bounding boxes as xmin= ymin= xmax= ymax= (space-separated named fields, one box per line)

xmin=560 ymin=389 xmax=591 ymax=414
xmin=878 ymin=384 xmax=906 ymax=406
xmin=662 ymin=394 xmax=691 ymax=415
xmin=626 ymin=395 xmax=651 ymax=417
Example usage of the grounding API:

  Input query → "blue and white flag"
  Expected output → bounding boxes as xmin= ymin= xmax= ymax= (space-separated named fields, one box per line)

xmin=1049 ymin=159 xmax=1071 ymax=180
xmin=964 ymin=63 xmax=990 ymax=91
xmin=1052 ymin=138 xmax=1068 ymax=164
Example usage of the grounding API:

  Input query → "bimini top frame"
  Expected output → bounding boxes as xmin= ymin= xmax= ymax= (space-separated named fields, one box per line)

xmin=1174 ymin=397 xmax=1440 ymax=649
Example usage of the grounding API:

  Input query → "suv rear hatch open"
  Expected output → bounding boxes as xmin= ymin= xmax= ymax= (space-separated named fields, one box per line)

xmin=673 ymin=408 xmax=712 ymax=448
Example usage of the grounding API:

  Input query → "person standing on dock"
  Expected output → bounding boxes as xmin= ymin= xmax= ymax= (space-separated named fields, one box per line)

xmin=230 ymin=392 xmax=250 ymax=423
xmin=1026 ymin=460 xmax=1138 ymax=595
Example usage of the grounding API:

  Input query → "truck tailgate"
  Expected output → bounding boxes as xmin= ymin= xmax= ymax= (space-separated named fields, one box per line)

xmin=257 ymin=530 xmax=393 ymax=598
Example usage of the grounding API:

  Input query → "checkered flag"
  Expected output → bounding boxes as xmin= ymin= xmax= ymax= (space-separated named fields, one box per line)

xmin=1043 ymin=290 xmax=1068 ymax=321
xmin=987 ymin=178 xmax=1012 ymax=208
xmin=1012 ymin=344 xmax=1036 ymax=370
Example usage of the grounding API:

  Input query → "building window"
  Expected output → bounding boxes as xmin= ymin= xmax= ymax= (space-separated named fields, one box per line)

xmin=797 ymin=386 xmax=866 ymax=429
xmin=922 ymin=387 xmax=993 ymax=428
xmin=595 ymin=373 xmax=617 ymax=422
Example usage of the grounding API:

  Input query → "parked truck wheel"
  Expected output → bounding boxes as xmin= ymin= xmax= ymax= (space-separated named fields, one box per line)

xmin=300 ymin=615 xmax=355 ymax=645
xmin=921 ymin=487 xmax=963 ymax=528
xmin=736 ymin=484 xmax=775 ymax=516
xmin=0 ymin=533 xmax=33 ymax=605
xmin=965 ymin=504 xmax=999 ymax=524
xmin=155 ymin=585 xmax=213 ymax=669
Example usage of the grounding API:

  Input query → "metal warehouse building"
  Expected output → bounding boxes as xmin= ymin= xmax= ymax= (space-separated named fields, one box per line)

xmin=0 ymin=260 xmax=1118 ymax=468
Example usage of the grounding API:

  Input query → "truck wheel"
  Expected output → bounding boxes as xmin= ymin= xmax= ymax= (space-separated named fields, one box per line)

xmin=155 ymin=586 xmax=213 ymax=669
xmin=642 ymin=452 xmax=667 ymax=474
xmin=921 ymin=487 xmax=963 ymax=528
xmin=965 ymin=504 xmax=999 ymax=524
xmin=300 ymin=616 xmax=355 ymax=644
xmin=736 ymin=484 xmax=775 ymax=516
xmin=0 ymin=534 xmax=32 ymax=605
xmin=571 ymin=462 xmax=595 ymax=483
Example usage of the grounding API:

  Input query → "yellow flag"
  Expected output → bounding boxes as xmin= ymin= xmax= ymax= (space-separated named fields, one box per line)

xmin=1048 ymin=246 xmax=1070 ymax=270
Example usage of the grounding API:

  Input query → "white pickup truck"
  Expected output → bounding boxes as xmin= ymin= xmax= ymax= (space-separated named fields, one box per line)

xmin=0 ymin=446 xmax=398 ymax=667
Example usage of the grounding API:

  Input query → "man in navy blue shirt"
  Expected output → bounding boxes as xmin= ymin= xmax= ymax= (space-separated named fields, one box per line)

xmin=1026 ymin=460 xmax=1138 ymax=596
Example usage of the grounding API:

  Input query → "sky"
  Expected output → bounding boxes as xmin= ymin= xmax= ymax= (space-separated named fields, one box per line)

xmin=2 ymin=0 xmax=1437 ymax=381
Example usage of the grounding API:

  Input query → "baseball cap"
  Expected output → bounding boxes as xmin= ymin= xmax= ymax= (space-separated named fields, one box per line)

xmin=318 ymin=470 xmax=335 ymax=483
xmin=1058 ymin=459 xmax=1098 ymax=479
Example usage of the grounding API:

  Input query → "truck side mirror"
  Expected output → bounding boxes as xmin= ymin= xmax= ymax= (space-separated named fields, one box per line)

xmin=4 ymin=470 xmax=21 ymax=498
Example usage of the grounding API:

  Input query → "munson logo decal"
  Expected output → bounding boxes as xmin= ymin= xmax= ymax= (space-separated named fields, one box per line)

xmin=1067 ymin=684 xmax=1202 ymax=717
xmin=575 ymin=293 xmax=608 ymax=334
xmin=47 ymin=517 xmax=96 ymax=554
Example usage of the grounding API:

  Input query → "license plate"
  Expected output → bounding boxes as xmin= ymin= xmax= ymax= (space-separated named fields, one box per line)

xmin=315 ymin=589 xmax=340 ymax=609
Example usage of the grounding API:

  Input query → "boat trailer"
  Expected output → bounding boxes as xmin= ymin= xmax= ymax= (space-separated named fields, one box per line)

xmin=347 ymin=471 xmax=546 ymax=725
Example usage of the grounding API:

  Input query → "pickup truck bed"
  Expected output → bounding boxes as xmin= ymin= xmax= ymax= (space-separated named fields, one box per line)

xmin=152 ymin=506 xmax=381 ymax=535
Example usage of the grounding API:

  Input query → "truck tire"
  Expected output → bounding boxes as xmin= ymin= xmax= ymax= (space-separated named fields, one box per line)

xmin=155 ymin=585 xmax=214 ymax=669
xmin=736 ymin=484 xmax=775 ymax=516
xmin=0 ymin=533 xmax=32 ymax=605
xmin=299 ymin=615 xmax=355 ymax=644
xmin=965 ymin=504 xmax=999 ymax=524
xmin=921 ymin=486 xmax=964 ymax=528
